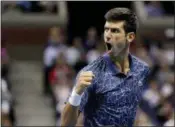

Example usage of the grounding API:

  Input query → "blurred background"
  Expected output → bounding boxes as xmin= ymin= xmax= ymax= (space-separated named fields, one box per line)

xmin=1 ymin=1 xmax=174 ymax=126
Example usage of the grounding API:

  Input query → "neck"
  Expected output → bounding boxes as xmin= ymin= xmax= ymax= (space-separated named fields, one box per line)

xmin=109 ymin=48 xmax=130 ymax=74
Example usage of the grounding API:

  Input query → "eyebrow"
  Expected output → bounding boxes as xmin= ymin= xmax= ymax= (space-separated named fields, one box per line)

xmin=104 ymin=26 xmax=120 ymax=30
xmin=104 ymin=26 xmax=121 ymax=32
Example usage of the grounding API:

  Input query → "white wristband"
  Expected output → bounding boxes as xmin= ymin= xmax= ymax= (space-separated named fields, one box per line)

xmin=68 ymin=90 xmax=82 ymax=106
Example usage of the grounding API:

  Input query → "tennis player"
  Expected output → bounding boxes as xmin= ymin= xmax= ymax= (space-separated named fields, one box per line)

xmin=61 ymin=7 xmax=150 ymax=127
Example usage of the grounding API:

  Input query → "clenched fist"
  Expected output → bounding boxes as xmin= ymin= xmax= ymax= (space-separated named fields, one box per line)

xmin=75 ymin=71 xmax=95 ymax=95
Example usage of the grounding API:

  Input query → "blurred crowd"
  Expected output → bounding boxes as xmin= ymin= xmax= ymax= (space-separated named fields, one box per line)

xmin=1 ymin=40 xmax=16 ymax=126
xmin=134 ymin=37 xmax=174 ymax=126
xmin=144 ymin=1 xmax=174 ymax=16
xmin=1 ymin=1 xmax=174 ymax=126
xmin=43 ymin=26 xmax=105 ymax=125
xmin=42 ymin=25 xmax=174 ymax=126
xmin=1 ymin=1 xmax=58 ymax=14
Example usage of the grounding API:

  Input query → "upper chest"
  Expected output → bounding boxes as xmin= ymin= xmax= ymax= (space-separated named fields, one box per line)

xmin=97 ymin=72 xmax=144 ymax=91
xmin=94 ymin=72 xmax=145 ymax=103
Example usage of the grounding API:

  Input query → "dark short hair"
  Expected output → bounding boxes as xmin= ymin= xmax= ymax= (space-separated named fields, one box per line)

xmin=104 ymin=7 xmax=138 ymax=34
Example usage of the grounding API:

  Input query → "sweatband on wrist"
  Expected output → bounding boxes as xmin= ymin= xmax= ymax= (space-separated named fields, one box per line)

xmin=68 ymin=90 xmax=82 ymax=106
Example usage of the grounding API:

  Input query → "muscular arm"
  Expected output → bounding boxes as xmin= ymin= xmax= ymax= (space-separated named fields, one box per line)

xmin=76 ymin=111 xmax=84 ymax=126
xmin=60 ymin=103 xmax=79 ymax=126
xmin=60 ymin=103 xmax=84 ymax=126
xmin=61 ymin=71 xmax=94 ymax=126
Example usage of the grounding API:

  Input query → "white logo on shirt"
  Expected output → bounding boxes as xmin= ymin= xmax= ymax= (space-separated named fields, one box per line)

xmin=138 ymin=81 xmax=142 ymax=86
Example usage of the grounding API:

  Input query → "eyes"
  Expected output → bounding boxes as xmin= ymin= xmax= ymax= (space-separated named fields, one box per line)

xmin=104 ymin=27 xmax=120 ymax=33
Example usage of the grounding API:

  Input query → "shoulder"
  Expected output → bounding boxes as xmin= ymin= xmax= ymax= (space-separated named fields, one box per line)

xmin=131 ymin=55 xmax=150 ymax=74
xmin=44 ymin=46 xmax=55 ymax=54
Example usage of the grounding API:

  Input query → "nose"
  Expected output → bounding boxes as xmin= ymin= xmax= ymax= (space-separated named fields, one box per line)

xmin=106 ymin=33 xmax=112 ymax=42
xmin=106 ymin=36 xmax=111 ymax=42
xmin=105 ymin=30 xmax=112 ymax=42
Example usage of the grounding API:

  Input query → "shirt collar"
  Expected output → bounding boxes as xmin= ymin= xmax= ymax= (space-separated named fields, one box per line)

xmin=102 ymin=52 xmax=137 ymax=77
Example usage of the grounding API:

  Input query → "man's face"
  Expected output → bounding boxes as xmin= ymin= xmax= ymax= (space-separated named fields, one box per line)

xmin=50 ymin=27 xmax=62 ymax=44
xmin=104 ymin=21 xmax=132 ymax=56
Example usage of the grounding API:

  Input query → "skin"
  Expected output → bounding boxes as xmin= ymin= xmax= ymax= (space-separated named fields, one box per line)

xmin=49 ymin=26 xmax=63 ymax=44
xmin=60 ymin=20 xmax=136 ymax=126
xmin=104 ymin=21 xmax=135 ymax=74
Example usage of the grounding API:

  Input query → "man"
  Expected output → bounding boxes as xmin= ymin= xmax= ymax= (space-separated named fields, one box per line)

xmin=43 ymin=26 xmax=66 ymax=95
xmin=84 ymin=27 xmax=98 ymax=52
xmin=61 ymin=7 xmax=150 ymax=127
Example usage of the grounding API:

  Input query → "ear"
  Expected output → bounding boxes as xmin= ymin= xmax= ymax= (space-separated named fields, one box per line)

xmin=127 ymin=32 xmax=135 ymax=43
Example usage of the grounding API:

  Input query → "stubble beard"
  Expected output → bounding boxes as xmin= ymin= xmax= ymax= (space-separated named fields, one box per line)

xmin=110 ymin=40 xmax=129 ymax=58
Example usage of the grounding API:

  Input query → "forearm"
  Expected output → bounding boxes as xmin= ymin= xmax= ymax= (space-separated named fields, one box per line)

xmin=61 ymin=70 xmax=94 ymax=126
xmin=60 ymin=103 xmax=79 ymax=126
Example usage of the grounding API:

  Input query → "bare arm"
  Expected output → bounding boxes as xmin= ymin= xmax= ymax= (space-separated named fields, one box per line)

xmin=76 ymin=112 xmax=84 ymax=126
xmin=61 ymin=71 xmax=94 ymax=126
xmin=60 ymin=103 xmax=79 ymax=126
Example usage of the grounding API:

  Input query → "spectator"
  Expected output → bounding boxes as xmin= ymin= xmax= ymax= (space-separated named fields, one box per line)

xmin=49 ymin=52 xmax=74 ymax=125
xmin=156 ymin=64 xmax=173 ymax=84
xmin=158 ymin=101 xmax=174 ymax=125
xmin=144 ymin=1 xmax=165 ymax=17
xmin=160 ymin=82 xmax=173 ymax=99
xmin=65 ymin=37 xmax=82 ymax=67
xmin=164 ymin=114 xmax=174 ymax=126
xmin=72 ymin=36 xmax=85 ymax=54
xmin=142 ymin=80 xmax=162 ymax=110
xmin=134 ymin=108 xmax=154 ymax=126
xmin=1 ymin=79 xmax=12 ymax=104
xmin=2 ymin=1 xmax=58 ymax=14
xmin=45 ymin=26 xmax=65 ymax=48
xmin=149 ymin=43 xmax=161 ymax=64
xmin=49 ymin=52 xmax=74 ymax=87
xmin=43 ymin=26 xmax=66 ymax=96
xmin=84 ymin=27 xmax=99 ymax=52
xmin=135 ymin=45 xmax=153 ymax=67
xmin=1 ymin=78 xmax=12 ymax=127
xmin=1 ymin=37 xmax=11 ymax=90
xmin=163 ymin=48 xmax=174 ymax=66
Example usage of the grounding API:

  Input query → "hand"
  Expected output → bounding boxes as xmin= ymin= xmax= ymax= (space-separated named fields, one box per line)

xmin=75 ymin=71 xmax=95 ymax=95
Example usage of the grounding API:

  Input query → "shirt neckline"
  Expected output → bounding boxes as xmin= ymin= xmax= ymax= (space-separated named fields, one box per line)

xmin=102 ymin=52 xmax=136 ymax=77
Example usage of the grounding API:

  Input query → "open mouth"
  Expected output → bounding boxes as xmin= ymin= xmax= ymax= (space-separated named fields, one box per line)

xmin=106 ymin=43 xmax=112 ymax=51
